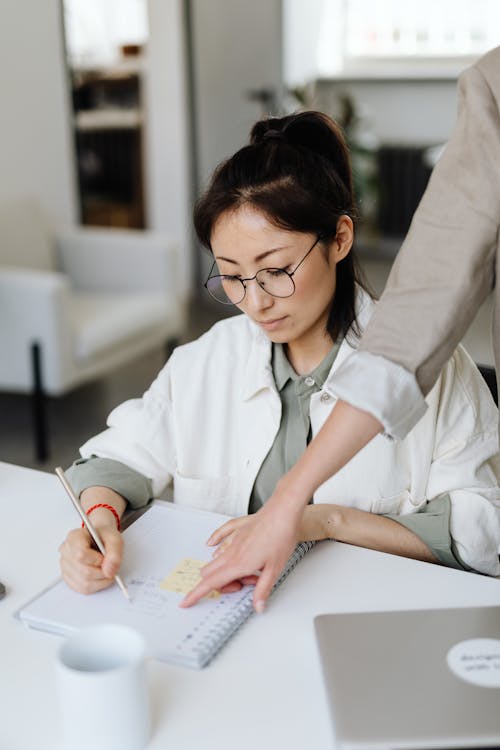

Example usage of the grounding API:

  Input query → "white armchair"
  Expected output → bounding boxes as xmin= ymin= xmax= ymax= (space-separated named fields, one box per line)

xmin=0 ymin=198 xmax=188 ymax=461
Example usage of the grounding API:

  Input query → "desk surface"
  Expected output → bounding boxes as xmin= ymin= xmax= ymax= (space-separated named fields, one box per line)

xmin=2 ymin=461 xmax=500 ymax=750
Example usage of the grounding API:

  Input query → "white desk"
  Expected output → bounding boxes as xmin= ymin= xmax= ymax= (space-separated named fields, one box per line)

xmin=2 ymin=462 xmax=500 ymax=750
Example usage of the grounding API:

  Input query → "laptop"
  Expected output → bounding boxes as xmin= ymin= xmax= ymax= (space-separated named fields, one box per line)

xmin=314 ymin=607 xmax=500 ymax=749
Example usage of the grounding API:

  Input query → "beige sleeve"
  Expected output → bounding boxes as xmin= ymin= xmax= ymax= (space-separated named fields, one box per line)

xmin=359 ymin=53 xmax=500 ymax=398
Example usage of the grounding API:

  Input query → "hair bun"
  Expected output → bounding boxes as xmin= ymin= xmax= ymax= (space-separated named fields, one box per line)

xmin=250 ymin=118 xmax=287 ymax=145
xmin=262 ymin=129 xmax=286 ymax=142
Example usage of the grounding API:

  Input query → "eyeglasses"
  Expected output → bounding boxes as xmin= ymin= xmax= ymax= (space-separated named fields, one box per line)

xmin=204 ymin=235 xmax=323 ymax=305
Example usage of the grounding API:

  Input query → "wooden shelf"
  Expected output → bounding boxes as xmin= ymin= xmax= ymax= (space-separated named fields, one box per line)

xmin=75 ymin=108 xmax=142 ymax=131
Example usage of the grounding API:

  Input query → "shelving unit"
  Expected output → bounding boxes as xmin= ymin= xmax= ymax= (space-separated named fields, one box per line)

xmin=70 ymin=56 xmax=145 ymax=228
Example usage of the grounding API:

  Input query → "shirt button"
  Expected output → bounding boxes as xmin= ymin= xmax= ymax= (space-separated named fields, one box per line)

xmin=320 ymin=392 xmax=331 ymax=402
xmin=304 ymin=376 xmax=315 ymax=387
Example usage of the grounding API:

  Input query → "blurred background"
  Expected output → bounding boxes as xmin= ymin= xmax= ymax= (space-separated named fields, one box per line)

xmin=1 ymin=0 xmax=499 ymax=472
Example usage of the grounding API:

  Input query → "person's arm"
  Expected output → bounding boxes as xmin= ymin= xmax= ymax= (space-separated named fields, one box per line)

xmin=181 ymin=399 xmax=382 ymax=611
xmin=332 ymin=54 xmax=500 ymax=439
xmin=209 ymin=502 xmax=439 ymax=567
xmin=298 ymin=503 xmax=439 ymax=563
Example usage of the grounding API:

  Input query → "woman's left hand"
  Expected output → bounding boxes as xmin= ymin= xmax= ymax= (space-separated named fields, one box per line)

xmin=206 ymin=504 xmax=331 ymax=594
xmin=210 ymin=505 xmax=329 ymax=552
xmin=208 ymin=516 xmax=261 ymax=593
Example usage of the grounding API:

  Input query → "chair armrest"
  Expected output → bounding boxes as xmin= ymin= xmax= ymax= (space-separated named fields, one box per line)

xmin=0 ymin=269 xmax=73 ymax=393
xmin=56 ymin=227 xmax=181 ymax=296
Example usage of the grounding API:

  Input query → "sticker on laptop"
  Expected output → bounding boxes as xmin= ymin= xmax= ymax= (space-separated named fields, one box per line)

xmin=447 ymin=638 xmax=500 ymax=687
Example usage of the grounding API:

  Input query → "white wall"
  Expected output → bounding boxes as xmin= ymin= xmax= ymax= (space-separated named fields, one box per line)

xmin=144 ymin=0 xmax=192 ymax=296
xmin=191 ymin=0 xmax=283 ymax=189
xmin=0 ymin=0 xmax=77 ymax=227
xmin=313 ymin=78 xmax=459 ymax=147
xmin=190 ymin=0 xmax=283 ymax=283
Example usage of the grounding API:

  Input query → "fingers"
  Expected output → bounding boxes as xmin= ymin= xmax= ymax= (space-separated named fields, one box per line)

xmin=211 ymin=533 xmax=235 ymax=558
xmin=180 ymin=567 xmax=239 ymax=608
xmin=217 ymin=573 xmax=260 ymax=594
xmin=99 ymin=527 xmax=124 ymax=578
xmin=62 ymin=569 xmax=115 ymax=596
xmin=182 ymin=503 xmax=298 ymax=611
xmin=240 ymin=574 xmax=259 ymax=586
xmin=60 ymin=528 xmax=103 ymax=567
xmin=181 ymin=564 xmax=273 ymax=610
xmin=59 ymin=526 xmax=123 ymax=595
xmin=207 ymin=517 xmax=245 ymax=546
xmin=252 ymin=564 xmax=279 ymax=614
xmin=219 ymin=581 xmax=243 ymax=594
xmin=198 ymin=548 xmax=229 ymax=577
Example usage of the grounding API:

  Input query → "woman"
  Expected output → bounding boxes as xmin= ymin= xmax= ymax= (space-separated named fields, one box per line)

xmin=59 ymin=112 xmax=500 ymax=606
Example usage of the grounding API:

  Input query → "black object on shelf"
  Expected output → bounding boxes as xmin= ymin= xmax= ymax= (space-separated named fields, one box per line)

xmin=75 ymin=128 xmax=144 ymax=228
xmin=377 ymin=145 xmax=432 ymax=237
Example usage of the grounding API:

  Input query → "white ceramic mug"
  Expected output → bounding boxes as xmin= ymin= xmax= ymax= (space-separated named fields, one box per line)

xmin=56 ymin=623 xmax=151 ymax=750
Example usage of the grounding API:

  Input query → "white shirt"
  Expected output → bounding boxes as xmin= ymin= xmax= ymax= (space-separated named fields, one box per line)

xmin=80 ymin=290 xmax=500 ymax=575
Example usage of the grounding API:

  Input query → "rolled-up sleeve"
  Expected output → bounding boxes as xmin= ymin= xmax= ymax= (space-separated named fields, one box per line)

xmin=384 ymin=495 xmax=471 ymax=571
xmin=331 ymin=57 xmax=500 ymax=440
xmin=331 ymin=350 xmax=428 ymax=439
xmin=66 ymin=456 xmax=153 ymax=509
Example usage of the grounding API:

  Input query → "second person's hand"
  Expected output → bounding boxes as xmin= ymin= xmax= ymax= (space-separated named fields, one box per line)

xmin=180 ymin=483 xmax=305 ymax=612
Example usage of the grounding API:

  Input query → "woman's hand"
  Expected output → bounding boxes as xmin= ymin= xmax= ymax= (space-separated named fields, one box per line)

xmin=59 ymin=522 xmax=123 ymax=595
xmin=203 ymin=505 xmax=330 ymax=595
xmin=205 ymin=517 xmax=259 ymax=593
xmin=181 ymin=481 xmax=306 ymax=612
xmin=210 ymin=504 xmax=331 ymax=553
xmin=59 ymin=489 xmax=126 ymax=595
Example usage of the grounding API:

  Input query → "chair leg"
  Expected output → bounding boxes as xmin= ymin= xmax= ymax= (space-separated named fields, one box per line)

xmin=31 ymin=341 xmax=49 ymax=462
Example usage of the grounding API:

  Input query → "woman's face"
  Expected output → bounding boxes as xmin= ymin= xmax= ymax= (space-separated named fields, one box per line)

xmin=210 ymin=205 xmax=353 ymax=355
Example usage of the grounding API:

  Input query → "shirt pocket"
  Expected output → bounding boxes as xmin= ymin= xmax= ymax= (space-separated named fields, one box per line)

xmin=370 ymin=489 xmax=412 ymax=515
xmin=173 ymin=471 xmax=239 ymax=516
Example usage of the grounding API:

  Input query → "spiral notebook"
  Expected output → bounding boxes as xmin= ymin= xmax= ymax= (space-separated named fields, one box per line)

xmin=17 ymin=501 xmax=314 ymax=669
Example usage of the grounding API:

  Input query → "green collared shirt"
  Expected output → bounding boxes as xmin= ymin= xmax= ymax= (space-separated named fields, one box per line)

xmin=248 ymin=341 xmax=340 ymax=514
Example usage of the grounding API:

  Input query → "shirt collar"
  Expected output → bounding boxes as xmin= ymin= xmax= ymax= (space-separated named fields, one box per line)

xmin=242 ymin=322 xmax=275 ymax=401
xmin=272 ymin=340 xmax=342 ymax=392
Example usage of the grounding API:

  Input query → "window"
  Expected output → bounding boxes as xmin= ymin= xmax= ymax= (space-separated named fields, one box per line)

xmin=284 ymin=0 xmax=500 ymax=82
xmin=63 ymin=0 xmax=148 ymax=67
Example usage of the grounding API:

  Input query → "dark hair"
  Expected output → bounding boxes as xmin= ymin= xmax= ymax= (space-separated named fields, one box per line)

xmin=194 ymin=111 xmax=371 ymax=342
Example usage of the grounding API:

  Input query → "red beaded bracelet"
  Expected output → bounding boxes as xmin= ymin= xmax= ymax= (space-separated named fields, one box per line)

xmin=81 ymin=503 xmax=121 ymax=532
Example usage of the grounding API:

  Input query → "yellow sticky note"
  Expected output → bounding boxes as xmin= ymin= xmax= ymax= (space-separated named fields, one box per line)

xmin=160 ymin=558 xmax=220 ymax=598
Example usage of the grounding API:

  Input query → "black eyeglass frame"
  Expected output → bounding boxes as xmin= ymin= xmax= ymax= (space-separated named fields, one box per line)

xmin=203 ymin=234 xmax=324 ymax=305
